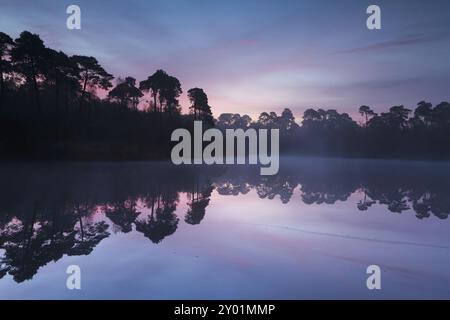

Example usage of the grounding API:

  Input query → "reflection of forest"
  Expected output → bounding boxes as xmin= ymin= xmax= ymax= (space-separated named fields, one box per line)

xmin=214 ymin=160 xmax=450 ymax=221
xmin=1 ymin=159 xmax=450 ymax=282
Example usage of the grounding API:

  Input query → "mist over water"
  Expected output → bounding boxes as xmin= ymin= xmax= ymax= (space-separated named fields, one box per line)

xmin=1 ymin=157 xmax=450 ymax=299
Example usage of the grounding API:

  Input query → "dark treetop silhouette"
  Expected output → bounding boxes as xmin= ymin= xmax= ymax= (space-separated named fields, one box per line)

xmin=0 ymin=30 xmax=450 ymax=160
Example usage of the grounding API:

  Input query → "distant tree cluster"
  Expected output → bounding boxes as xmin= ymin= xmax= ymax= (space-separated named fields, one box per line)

xmin=216 ymin=102 xmax=450 ymax=160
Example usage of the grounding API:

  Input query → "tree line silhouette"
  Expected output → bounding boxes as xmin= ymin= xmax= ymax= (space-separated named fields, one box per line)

xmin=1 ymin=30 xmax=450 ymax=160
xmin=0 ymin=31 xmax=213 ymax=160
xmin=216 ymin=103 xmax=450 ymax=159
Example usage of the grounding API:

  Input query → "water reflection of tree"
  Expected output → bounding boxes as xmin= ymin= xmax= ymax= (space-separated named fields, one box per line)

xmin=211 ymin=162 xmax=450 ymax=220
xmin=409 ymin=190 xmax=450 ymax=220
xmin=216 ymin=181 xmax=251 ymax=196
xmin=365 ymin=187 xmax=410 ymax=213
xmin=214 ymin=171 xmax=297 ymax=204
xmin=104 ymin=199 xmax=139 ymax=233
xmin=300 ymin=183 xmax=353 ymax=205
xmin=0 ymin=201 xmax=110 ymax=282
xmin=256 ymin=176 xmax=297 ymax=204
xmin=357 ymin=188 xmax=376 ymax=211
xmin=1 ymin=161 xmax=450 ymax=283
xmin=185 ymin=181 xmax=214 ymax=225
xmin=135 ymin=191 xmax=179 ymax=244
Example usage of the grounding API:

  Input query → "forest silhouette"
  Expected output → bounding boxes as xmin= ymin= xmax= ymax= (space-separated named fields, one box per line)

xmin=1 ymin=30 xmax=450 ymax=160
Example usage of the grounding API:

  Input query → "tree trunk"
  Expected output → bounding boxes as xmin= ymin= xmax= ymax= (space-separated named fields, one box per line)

xmin=77 ymin=205 xmax=85 ymax=241
xmin=25 ymin=203 xmax=38 ymax=250
xmin=79 ymin=70 xmax=88 ymax=113
xmin=55 ymin=79 xmax=60 ymax=114
xmin=0 ymin=65 xmax=4 ymax=112
xmin=150 ymin=195 xmax=155 ymax=219
xmin=159 ymin=95 xmax=163 ymax=113
xmin=153 ymin=91 xmax=157 ymax=113
xmin=30 ymin=59 xmax=41 ymax=114
xmin=55 ymin=80 xmax=61 ymax=141
xmin=32 ymin=75 xmax=41 ymax=114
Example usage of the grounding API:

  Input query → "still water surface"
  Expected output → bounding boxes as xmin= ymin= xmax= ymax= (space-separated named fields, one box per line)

xmin=0 ymin=157 xmax=450 ymax=299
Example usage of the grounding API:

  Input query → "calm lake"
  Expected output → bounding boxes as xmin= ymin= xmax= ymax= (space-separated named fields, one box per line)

xmin=1 ymin=157 xmax=450 ymax=299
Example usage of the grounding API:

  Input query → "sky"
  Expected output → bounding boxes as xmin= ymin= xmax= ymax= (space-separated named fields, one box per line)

xmin=1 ymin=0 xmax=450 ymax=120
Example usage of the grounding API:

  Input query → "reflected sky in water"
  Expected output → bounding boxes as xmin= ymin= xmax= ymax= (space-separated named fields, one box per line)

xmin=0 ymin=157 xmax=450 ymax=299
